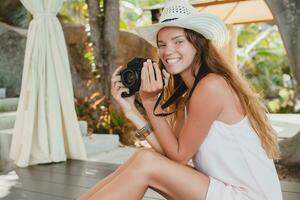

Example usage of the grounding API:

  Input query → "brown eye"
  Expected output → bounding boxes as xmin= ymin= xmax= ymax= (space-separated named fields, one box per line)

xmin=175 ymin=40 xmax=184 ymax=45
xmin=158 ymin=44 xmax=166 ymax=48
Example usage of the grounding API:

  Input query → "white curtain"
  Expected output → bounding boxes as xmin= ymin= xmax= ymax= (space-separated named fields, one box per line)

xmin=9 ymin=0 xmax=87 ymax=167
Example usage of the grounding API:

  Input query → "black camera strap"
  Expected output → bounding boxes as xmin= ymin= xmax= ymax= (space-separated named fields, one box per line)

xmin=152 ymin=63 xmax=210 ymax=117
xmin=131 ymin=55 xmax=210 ymax=117
xmin=152 ymin=82 xmax=187 ymax=117
xmin=131 ymin=65 xmax=187 ymax=117
xmin=133 ymin=81 xmax=187 ymax=117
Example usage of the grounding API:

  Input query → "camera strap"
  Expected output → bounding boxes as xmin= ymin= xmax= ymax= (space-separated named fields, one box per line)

xmin=134 ymin=82 xmax=187 ymax=117
xmin=152 ymin=63 xmax=210 ymax=117
xmin=132 ymin=57 xmax=210 ymax=117
xmin=152 ymin=82 xmax=187 ymax=117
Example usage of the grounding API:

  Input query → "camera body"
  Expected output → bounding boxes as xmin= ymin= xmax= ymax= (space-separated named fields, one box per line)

xmin=120 ymin=57 xmax=148 ymax=97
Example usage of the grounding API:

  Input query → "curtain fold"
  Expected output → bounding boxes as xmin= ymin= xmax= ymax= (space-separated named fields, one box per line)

xmin=9 ymin=0 xmax=87 ymax=167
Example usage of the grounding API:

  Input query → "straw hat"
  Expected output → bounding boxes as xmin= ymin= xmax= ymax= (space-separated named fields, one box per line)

xmin=135 ymin=0 xmax=229 ymax=49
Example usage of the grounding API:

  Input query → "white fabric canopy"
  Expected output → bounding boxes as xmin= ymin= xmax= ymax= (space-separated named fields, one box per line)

xmin=9 ymin=0 xmax=87 ymax=167
xmin=192 ymin=0 xmax=273 ymax=24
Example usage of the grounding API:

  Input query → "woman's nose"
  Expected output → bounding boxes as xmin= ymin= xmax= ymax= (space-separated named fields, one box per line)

xmin=163 ymin=44 xmax=175 ymax=56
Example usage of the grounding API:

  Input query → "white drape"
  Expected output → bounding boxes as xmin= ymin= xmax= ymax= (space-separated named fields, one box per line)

xmin=9 ymin=0 xmax=87 ymax=167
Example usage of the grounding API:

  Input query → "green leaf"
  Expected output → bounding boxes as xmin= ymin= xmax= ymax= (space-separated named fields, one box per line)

xmin=119 ymin=19 xmax=128 ymax=30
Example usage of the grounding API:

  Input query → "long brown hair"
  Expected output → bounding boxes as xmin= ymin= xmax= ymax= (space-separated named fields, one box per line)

xmin=159 ymin=28 xmax=280 ymax=159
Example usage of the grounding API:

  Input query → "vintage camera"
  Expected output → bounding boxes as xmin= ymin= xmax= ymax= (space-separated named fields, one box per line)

xmin=120 ymin=57 xmax=149 ymax=97
xmin=120 ymin=58 xmax=164 ymax=97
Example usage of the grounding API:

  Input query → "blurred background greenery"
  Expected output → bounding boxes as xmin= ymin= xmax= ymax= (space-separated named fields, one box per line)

xmin=58 ymin=0 xmax=299 ymax=114
xmin=1 ymin=0 xmax=299 ymax=139
xmin=237 ymin=23 xmax=299 ymax=113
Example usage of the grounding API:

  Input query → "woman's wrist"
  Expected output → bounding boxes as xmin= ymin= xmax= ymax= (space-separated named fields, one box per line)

xmin=140 ymin=93 xmax=160 ymax=105
xmin=141 ymin=98 xmax=157 ymax=111
xmin=124 ymin=107 xmax=147 ymax=129
xmin=122 ymin=103 xmax=136 ymax=115
xmin=124 ymin=106 xmax=138 ymax=119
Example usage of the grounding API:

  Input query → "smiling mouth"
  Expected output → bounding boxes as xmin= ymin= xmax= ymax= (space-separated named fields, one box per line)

xmin=166 ymin=58 xmax=181 ymax=64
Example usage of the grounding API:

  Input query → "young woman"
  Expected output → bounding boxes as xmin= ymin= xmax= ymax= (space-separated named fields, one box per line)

xmin=79 ymin=0 xmax=282 ymax=199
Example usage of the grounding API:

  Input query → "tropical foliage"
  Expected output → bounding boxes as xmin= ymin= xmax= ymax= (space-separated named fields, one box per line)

xmin=237 ymin=23 xmax=299 ymax=113
xmin=1 ymin=0 xmax=299 ymax=139
xmin=59 ymin=0 xmax=166 ymax=28
xmin=59 ymin=0 xmax=88 ymax=25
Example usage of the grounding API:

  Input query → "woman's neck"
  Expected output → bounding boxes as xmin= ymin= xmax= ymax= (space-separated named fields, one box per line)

xmin=180 ymin=66 xmax=197 ymax=90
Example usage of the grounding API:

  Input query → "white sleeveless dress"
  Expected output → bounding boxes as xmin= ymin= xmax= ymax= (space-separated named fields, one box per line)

xmin=192 ymin=116 xmax=282 ymax=200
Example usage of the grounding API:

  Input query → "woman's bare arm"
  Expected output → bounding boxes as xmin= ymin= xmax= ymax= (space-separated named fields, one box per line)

xmin=125 ymin=109 xmax=165 ymax=154
xmin=125 ymin=106 xmax=185 ymax=155
xmin=172 ymin=107 xmax=185 ymax=139
xmin=141 ymin=74 xmax=225 ymax=164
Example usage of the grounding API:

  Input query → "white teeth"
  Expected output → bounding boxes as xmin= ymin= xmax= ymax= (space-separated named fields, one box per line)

xmin=166 ymin=58 xmax=180 ymax=64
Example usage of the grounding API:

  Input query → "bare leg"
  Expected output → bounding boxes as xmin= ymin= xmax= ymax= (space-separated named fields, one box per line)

xmin=86 ymin=149 xmax=209 ymax=200
xmin=78 ymin=148 xmax=173 ymax=200
xmin=78 ymin=148 xmax=145 ymax=200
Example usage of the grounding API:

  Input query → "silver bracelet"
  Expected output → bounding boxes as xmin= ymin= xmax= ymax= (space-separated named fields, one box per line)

xmin=136 ymin=123 xmax=152 ymax=139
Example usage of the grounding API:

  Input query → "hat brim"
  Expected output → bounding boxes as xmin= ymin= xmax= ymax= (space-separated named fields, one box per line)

xmin=135 ymin=13 xmax=229 ymax=49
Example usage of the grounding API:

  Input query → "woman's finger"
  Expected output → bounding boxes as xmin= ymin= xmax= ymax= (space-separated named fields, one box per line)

xmin=115 ymin=82 xmax=125 ymax=89
xmin=111 ymin=66 xmax=123 ymax=86
xmin=147 ymin=59 xmax=155 ymax=85
xmin=112 ymin=66 xmax=123 ymax=77
xmin=111 ymin=75 xmax=121 ymax=84
xmin=111 ymin=81 xmax=124 ymax=95
xmin=141 ymin=62 xmax=150 ymax=90
xmin=116 ymin=87 xmax=130 ymax=97
xmin=111 ymin=80 xmax=127 ymax=98
xmin=153 ymin=62 xmax=163 ymax=87
xmin=111 ymin=81 xmax=120 ymax=92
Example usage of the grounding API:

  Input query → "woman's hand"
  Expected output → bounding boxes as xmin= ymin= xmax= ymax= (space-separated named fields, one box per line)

xmin=111 ymin=66 xmax=136 ymax=115
xmin=139 ymin=59 xmax=170 ymax=106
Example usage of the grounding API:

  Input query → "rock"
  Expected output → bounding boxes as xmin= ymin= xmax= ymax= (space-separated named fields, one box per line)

xmin=0 ymin=0 xmax=29 ymax=28
xmin=63 ymin=24 xmax=87 ymax=45
xmin=0 ymin=22 xmax=27 ymax=97
xmin=279 ymin=131 xmax=300 ymax=165
xmin=0 ymin=22 xmax=157 ymax=98
xmin=117 ymin=30 xmax=157 ymax=67
xmin=62 ymin=25 xmax=156 ymax=145
xmin=0 ymin=22 xmax=157 ymax=145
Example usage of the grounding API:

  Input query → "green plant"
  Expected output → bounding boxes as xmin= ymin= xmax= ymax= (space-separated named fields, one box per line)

xmin=101 ymin=104 xmax=137 ymax=146
xmin=237 ymin=23 xmax=298 ymax=113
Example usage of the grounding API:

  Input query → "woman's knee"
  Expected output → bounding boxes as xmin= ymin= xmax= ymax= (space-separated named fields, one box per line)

xmin=132 ymin=148 xmax=160 ymax=171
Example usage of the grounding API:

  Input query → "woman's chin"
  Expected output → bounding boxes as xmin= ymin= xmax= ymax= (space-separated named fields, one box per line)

xmin=169 ymin=71 xmax=181 ymax=76
xmin=167 ymin=69 xmax=182 ymax=75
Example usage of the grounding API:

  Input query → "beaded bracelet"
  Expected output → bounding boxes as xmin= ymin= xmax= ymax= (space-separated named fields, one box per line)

xmin=136 ymin=123 xmax=152 ymax=139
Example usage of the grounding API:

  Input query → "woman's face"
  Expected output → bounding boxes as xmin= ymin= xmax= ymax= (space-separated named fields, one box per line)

xmin=157 ymin=27 xmax=197 ymax=75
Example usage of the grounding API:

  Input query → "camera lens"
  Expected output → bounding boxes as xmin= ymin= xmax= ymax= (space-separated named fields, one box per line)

xmin=121 ymin=69 xmax=137 ymax=87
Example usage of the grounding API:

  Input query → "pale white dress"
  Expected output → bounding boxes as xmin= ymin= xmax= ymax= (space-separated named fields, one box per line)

xmin=192 ymin=116 xmax=282 ymax=200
